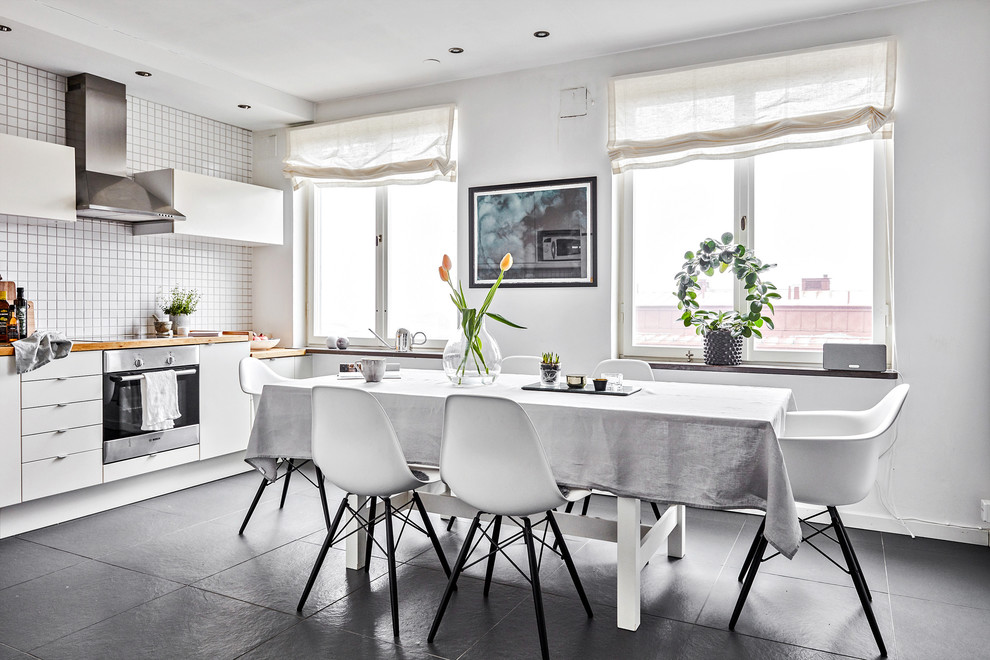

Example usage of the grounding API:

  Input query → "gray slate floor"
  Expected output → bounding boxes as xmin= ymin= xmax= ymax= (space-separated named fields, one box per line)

xmin=0 ymin=466 xmax=987 ymax=659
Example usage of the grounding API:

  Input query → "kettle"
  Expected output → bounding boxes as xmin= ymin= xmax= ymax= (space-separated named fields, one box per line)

xmin=395 ymin=328 xmax=427 ymax=352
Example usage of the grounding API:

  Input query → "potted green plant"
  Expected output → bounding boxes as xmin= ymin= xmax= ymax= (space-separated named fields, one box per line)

xmin=540 ymin=352 xmax=561 ymax=385
xmin=159 ymin=285 xmax=201 ymax=337
xmin=674 ymin=232 xmax=779 ymax=366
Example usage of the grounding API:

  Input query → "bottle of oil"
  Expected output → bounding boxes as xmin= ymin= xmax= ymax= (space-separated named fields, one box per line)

xmin=0 ymin=291 xmax=10 ymax=343
xmin=13 ymin=288 xmax=27 ymax=339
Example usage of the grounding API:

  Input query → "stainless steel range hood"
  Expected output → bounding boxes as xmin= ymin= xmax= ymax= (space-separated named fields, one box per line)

xmin=66 ymin=73 xmax=186 ymax=222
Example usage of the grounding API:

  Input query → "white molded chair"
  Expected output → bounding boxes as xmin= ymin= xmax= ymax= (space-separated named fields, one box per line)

xmin=731 ymin=384 xmax=910 ymax=658
xmin=429 ymin=395 xmax=593 ymax=660
xmin=592 ymin=358 xmax=655 ymax=381
xmin=237 ymin=357 xmax=329 ymax=535
xmin=298 ymin=386 xmax=452 ymax=637
xmin=499 ymin=355 xmax=542 ymax=375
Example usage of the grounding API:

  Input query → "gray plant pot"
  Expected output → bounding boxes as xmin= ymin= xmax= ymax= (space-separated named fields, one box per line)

xmin=704 ymin=330 xmax=743 ymax=366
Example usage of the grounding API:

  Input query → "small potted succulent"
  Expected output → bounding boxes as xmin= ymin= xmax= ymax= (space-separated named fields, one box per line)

xmin=540 ymin=352 xmax=561 ymax=385
xmin=674 ymin=233 xmax=779 ymax=366
xmin=159 ymin=285 xmax=201 ymax=337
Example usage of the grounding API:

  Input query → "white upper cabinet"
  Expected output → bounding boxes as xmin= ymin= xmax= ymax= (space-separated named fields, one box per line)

xmin=133 ymin=169 xmax=283 ymax=245
xmin=0 ymin=133 xmax=77 ymax=222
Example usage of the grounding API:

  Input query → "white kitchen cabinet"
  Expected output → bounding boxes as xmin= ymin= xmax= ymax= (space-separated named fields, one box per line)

xmin=0 ymin=358 xmax=21 ymax=508
xmin=0 ymin=133 xmax=77 ymax=222
xmin=133 ymin=169 xmax=283 ymax=245
xmin=199 ymin=341 xmax=252 ymax=460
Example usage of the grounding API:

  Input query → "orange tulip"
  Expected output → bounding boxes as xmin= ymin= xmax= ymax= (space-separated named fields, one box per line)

xmin=500 ymin=253 xmax=513 ymax=271
xmin=439 ymin=266 xmax=449 ymax=282
xmin=442 ymin=254 xmax=452 ymax=271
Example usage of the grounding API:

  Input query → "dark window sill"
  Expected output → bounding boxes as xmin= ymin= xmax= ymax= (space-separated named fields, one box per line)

xmin=647 ymin=361 xmax=898 ymax=379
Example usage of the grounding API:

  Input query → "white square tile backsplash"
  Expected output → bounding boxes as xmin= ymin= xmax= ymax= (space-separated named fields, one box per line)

xmin=0 ymin=57 xmax=255 ymax=338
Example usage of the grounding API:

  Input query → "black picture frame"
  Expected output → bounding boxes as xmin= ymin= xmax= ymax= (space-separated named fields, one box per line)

xmin=468 ymin=176 xmax=597 ymax=288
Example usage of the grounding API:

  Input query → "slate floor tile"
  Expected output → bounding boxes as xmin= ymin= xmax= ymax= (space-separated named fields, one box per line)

xmin=210 ymin=488 xmax=329 ymax=542
xmin=890 ymin=593 xmax=990 ymax=660
xmin=697 ymin=568 xmax=893 ymax=658
xmin=17 ymin=504 xmax=201 ymax=559
xmin=884 ymin=542 xmax=990 ymax=610
xmin=458 ymin=594 xmax=692 ymax=660
xmin=319 ymin=564 xmax=528 ymax=659
xmin=237 ymin=622 xmax=442 ymax=660
xmin=32 ymin=587 xmax=298 ymax=660
xmin=0 ymin=560 xmax=181 ymax=652
xmin=0 ymin=537 xmax=84 ymax=590
xmin=0 ymin=643 xmax=34 ymax=660
xmin=195 ymin=539 xmax=392 ymax=615
xmin=678 ymin=626 xmax=854 ymax=660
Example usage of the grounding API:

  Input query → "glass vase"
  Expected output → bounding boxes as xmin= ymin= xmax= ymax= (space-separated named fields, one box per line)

xmin=442 ymin=317 xmax=502 ymax=386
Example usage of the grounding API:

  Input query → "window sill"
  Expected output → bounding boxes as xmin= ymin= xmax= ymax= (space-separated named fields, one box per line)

xmin=307 ymin=347 xmax=443 ymax=360
xmin=646 ymin=360 xmax=898 ymax=379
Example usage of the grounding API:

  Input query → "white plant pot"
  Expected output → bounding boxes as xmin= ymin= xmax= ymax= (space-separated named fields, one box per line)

xmin=170 ymin=314 xmax=191 ymax=337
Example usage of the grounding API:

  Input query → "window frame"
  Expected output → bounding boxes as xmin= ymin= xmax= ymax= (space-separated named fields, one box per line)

xmin=617 ymin=140 xmax=891 ymax=366
xmin=306 ymin=181 xmax=453 ymax=350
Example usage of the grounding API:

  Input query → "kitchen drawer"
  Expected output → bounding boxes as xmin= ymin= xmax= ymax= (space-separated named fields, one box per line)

xmin=21 ymin=352 xmax=101 ymax=382
xmin=21 ymin=400 xmax=102 ymax=436
xmin=21 ymin=375 xmax=102 ymax=408
xmin=22 ymin=448 xmax=103 ymax=501
xmin=22 ymin=424 xmax=102 ymax=463
xmin=103 ymin=445 xmax=199 ymax=483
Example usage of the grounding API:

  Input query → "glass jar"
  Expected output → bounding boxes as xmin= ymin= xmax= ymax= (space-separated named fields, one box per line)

xmin=442 ymin=315 xmax=502 ymax=386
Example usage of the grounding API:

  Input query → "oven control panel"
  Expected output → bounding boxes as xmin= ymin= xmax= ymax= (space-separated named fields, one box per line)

xmin=104 ymin=345 xmax=200 ymax=374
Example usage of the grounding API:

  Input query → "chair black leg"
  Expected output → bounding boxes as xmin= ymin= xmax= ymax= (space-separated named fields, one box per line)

xmin=383 ymin=497 xmax=400 ymax=638
xmin=828 ymin=507 xmax=887 ymax=657
xmin=279 ymin=459 xmax=294 ymax=509
xmin=238 ymin=475 xmax=270 ymax=535
xmin=446 ymin=516 xmax=456 ymax=531
xmin=738 ymin=517 xmax=767 ymax=582
xmin=650 ymin=502 xmax=663 ymax=520
xmin=563 ymin=501 xmax=575 ymax=514
xmin=297 ymin=495 xmax=348 ymax=611
xmin=832 ymin=510 xmax=871 ymax=600
xmin=523 ymin=517 xmax=551 ymax=660
xmin=729 ymin=534 xmax=768 ymax=629
xmin=429 ymin=513 xmax=481 ymax=643
xmin=364 ymin=496 xmax=378 ymax=573
xmin=546 ymin=511 xmax=593 ymax=618
xmin=315 ymin=467 xmax=331 ymax=531
xmin=483 ymin=515 xmax=502 ymax=597
xmin=412 ymin=492 xmax=453 ymax=578
xmin=580 ymin=495 xmax=591 ymax=516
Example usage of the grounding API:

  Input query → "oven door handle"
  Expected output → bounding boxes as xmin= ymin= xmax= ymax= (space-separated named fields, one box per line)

xmin=109 ymin=368 xmax=198 ymax=382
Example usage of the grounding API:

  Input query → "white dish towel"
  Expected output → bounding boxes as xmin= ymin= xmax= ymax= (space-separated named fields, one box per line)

xmin=141 ymin=370 xmax=181 ymax=431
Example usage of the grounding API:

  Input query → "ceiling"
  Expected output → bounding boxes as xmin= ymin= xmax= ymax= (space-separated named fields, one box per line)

xmin=0 ymin=0 xmax=922 ymax=130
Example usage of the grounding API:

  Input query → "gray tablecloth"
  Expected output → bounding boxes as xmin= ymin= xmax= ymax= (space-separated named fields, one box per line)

xmin=245 ymin=370 xmax=800 ymax=557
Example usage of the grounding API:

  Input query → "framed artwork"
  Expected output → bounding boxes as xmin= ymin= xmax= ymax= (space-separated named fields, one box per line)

xmin=468 ymin=176 xmax=597 ymax=287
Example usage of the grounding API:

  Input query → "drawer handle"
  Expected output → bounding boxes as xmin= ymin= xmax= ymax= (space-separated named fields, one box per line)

xmin=55 ymin=403 xmax=67 ymax=408
xmin=148 ymin=453 xmax=158 ymax=458
xmin=55 ymin=454 xmax=68 ymax=460
xmin=55 ymin=428 xmax=69 ymax=434
xmin=56 ymin=377 xmax=68 ymax=381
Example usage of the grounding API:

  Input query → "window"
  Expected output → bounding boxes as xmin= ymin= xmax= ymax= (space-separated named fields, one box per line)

xmin=620 ymin=140 xmax=888 ymax=363
xmin=611 ymin=39 xmax=895 ymax=365
xmin=309 ymin=181 xmax=457 ymax=347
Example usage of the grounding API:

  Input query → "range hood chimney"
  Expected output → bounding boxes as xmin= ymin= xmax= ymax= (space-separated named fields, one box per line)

xmin=66 ymin=73 xmax=186 ymax=222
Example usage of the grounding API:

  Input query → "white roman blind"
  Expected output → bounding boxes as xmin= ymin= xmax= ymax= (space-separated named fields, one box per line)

xmin=608 ymin=38 xmax=896 ymax=172
xmin=283 ymin=104 xmax=456 ymax=188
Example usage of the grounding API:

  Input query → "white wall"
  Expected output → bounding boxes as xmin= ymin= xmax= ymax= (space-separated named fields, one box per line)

xmin=255 ymin=0 xmax=990 ymax=543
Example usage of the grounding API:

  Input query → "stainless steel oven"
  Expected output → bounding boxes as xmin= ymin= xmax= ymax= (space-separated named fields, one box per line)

xmin=103 ymin=345 xmax=201 ymax=464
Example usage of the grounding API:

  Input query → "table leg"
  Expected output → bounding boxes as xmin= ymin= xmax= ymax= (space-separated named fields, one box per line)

xmin=616 ymin=496 xmax=642 ymax=631
xmin=345 ymin=494 xmax=368 ymax=570
xmin=668 ymin=504 xmax=686 ymax=558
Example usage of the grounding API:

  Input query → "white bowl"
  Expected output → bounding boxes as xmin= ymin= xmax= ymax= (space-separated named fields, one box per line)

xmin=249 ymin=338 xmax=280 ymax=351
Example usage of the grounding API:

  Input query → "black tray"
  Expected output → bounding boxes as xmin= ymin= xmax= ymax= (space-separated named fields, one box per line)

xmin=521 ymin=382 xmax=642 ymax=396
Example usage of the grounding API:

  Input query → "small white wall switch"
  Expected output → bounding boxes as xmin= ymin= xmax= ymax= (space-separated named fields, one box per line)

xmin=982 ymin=499 xmax=990 ymax=523
xmin=559 ymin=87 xmax=588 ymax=118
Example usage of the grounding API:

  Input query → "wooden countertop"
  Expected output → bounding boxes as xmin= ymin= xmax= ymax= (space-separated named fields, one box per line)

xmin=250 ymin=348 xmax=307 ymax=359
xmin=0 ymin=335 xmax=249 ymax=356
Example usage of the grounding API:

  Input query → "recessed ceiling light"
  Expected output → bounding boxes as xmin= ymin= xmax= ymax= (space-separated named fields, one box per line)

xmin=0 ymin=25 xmax=11 ymax=32
xmin=534 ymin=30 xmax=550 ymax=38
xmin=448 ymin=47 xmax=464 ymax=54
xmin=423 ymin=58 xmax=441 ymax=64
xmin=135 ymin=71 xmax=152 ymax=77
xmin=237 ymin=104 xmax=251 ymax=109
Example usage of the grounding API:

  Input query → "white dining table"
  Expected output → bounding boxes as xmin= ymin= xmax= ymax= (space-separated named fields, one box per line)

xmin=245 ymin=368 xmax=799 ymax=631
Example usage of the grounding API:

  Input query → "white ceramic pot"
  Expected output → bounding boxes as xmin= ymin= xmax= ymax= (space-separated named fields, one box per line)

xmin=170 ymin=314 xmax=190 ymax=337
